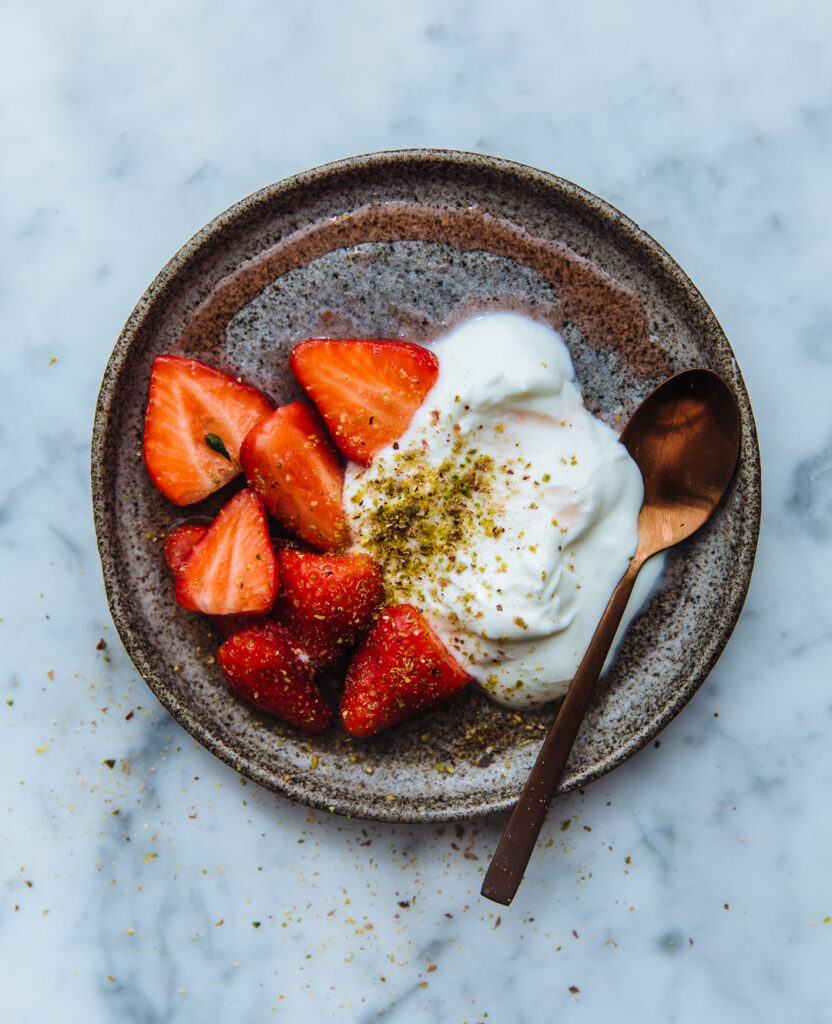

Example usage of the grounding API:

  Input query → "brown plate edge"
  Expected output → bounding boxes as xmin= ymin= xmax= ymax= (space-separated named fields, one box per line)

xmin=90 ymin=148 xmax=762 ymax=822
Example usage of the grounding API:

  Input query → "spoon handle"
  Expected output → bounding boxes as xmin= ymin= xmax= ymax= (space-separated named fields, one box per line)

xmin=481 ymin=555 xmax=644 ymax=906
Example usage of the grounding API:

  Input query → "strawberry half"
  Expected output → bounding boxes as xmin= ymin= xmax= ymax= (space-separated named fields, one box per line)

xmin=174 ymin=489 xmax=277 ymax=615
xmin=164 ymin=521 xmax=264 ymax=635
xmin=143 ymin=355 xmax=272 ymax=506
xmin=340 ymin=604 xmax=471 ymax=738
xmin=164 ymin=522 xmax=209 ymax=572
xmin=218 ymin=621 xmax=332 ymax=732
xmin=240 ymin=401 xmax=347 ymax=551
xmin=273 ymin=550 xmax=384 ymax=670
xmin=289 ymin=339 xmax=439 ymax=465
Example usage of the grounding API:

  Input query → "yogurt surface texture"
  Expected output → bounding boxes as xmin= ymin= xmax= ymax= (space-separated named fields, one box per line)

xmin=343 ymin=313 xmax=661 ymax=707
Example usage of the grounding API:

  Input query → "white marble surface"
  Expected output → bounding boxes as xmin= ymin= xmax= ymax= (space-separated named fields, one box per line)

xmin=3 ymin=1 xmax=831 ymax=1020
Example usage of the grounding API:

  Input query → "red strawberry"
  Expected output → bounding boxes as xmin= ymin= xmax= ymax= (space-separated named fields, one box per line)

xmin=289 ymin=339 xmax=439 ymax=465
xmin=273 ymin=550 xmax=384 ymax=670
xmin=164 ymin=522 xmax=209 ymax=572
xmin=240 ymin=401 xmax=347 ymax=551
xmin=218 ymin=621 xmax=331 ymax=733
xmin=143 ymin=355 xmax=272 ymax=506
xmin=340 ymin=604 xmax=471 ymax=738
xmin=163 ymin=522 xmax=263 ymax=635
xmin=175 ymin=489 xmax=277 ymax=615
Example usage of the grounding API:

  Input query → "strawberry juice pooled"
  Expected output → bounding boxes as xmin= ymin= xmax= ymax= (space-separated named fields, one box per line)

xmin=343 ymin=313 xmax=663 ymax=708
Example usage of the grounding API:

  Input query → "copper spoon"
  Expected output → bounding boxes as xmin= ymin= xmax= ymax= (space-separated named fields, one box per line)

xmin=481 ymin=368 xmax=741 ymax=906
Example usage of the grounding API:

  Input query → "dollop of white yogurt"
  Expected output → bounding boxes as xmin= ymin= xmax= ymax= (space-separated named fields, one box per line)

xmin=343 ymin=313 xmax=663 ymax=707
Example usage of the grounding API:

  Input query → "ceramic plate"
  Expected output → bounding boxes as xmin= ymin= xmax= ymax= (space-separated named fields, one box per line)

xmin=92 ymin=150 xmax=760 ymax=822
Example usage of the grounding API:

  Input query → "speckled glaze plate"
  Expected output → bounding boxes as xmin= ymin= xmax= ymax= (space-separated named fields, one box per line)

xmin=92 ymin=150 xmax=760 ymax=822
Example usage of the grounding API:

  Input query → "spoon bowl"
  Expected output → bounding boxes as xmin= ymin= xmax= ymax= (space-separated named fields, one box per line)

xmin=481 ymin=369 xmax=741 ymax=905
xmin=625 ymin=370 xmax=742 ymax=558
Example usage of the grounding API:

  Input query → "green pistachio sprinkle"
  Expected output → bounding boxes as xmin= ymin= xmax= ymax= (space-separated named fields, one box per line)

xmin=350 ymin=441 xmax=497 ymax=601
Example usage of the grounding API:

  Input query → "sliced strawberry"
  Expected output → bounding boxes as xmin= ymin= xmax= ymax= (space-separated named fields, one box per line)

xmin=273 ymin=550 xmax=384 ymax=670
xmin=143 ymin=355 xmax=272 ymax=506
xmin=164 ymin=523 xmax=209 ymax=572
xmin=163 ymin=522 xmax=263 ymax=634
xmin=218 ymin=621 xmax=331 ymax=732
xmin=340 ymin=604 xmax=471 ymax=738
xmin=240 ymin=401 xmax=347 ymax=551
xmin=174 ymin=489 xmax=277 ymax=615
xmin=289 ymin=339 xmax=439 ymax=465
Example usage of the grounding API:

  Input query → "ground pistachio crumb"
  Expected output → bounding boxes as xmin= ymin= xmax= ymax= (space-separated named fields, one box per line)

xmin=348 ymin=441 xmax=498 ymax=601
